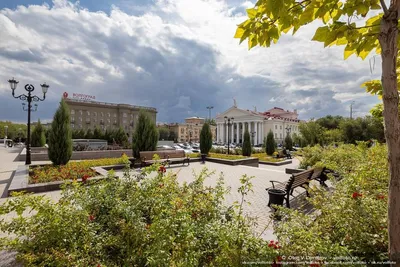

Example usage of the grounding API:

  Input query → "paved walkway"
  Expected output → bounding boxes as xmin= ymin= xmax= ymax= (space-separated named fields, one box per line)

xmin=0 ymin=147 xmax=304 ymax=264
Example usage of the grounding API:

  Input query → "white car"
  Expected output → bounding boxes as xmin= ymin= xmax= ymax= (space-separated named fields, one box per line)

xmin=173 ymin=145 xmax=184 ymax=150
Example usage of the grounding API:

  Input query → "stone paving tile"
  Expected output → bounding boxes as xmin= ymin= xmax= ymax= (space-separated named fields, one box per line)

xmin=0 ymin=146 xmax=304 ymax=242
xmin=114 ymin=160 xmax=302 ymax=240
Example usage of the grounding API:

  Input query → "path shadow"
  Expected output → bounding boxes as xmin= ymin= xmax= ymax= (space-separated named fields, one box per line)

xmin=0 ymin=171 xmax=14 ymax=198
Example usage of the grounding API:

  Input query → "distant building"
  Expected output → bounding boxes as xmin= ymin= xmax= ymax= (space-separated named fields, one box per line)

xmin=161 ymin=117 xmax=217 ymax=143
xmin=216 ymin=106 xmax=301 ymax=145
xmin=64 ymin=98 xmax=157 ymax=135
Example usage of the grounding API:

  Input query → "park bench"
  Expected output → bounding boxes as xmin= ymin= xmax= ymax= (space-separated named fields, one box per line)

xmin=139 ymin=151 xmax=169 ymax=167
xmin=266 ymin=169 xmax=315 ymax=208
xmin=164 ymin=150 xmax=190 ymax=166
xmin=139 ymin=150 xmax=190 ymax=167
xmin=275 ymin=150 xmax=292 ymax=159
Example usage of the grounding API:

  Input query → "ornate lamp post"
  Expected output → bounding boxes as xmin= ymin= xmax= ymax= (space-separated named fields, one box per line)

xmin=206 ymin=106 xmax=214 ymax=121
xmin=4 ymin=126 xmax=8 ymax=148
xmin=224 ymin=116 xmax=234 ymax=155
xmin=8 ymin=78 xmax=49 ymax=165
xmin=250 ymin=131 xmax=256 ymax=146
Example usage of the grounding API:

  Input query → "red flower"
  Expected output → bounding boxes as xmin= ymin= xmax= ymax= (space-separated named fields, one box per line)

xmin=97 ymin=264 xmax=101 ymax=267
xmin=145 ymin=224 xmax=151 ymax=230
xmin=377 ymin=194 xmax=386 ymax=200
xmin=89 ymin=215 xmax=95 ymax=221
xmin=158 ymin=166 xmax=166 ymax=173
xmin=310 ymin=263 xmax=320 ymax=267
xmin=352 ymin=192 xmax=362 ymax=199
xmin=159 ymin=183 xmax=164 ymax=188
xmin=82 ymin=174 xmax=89 ymax=183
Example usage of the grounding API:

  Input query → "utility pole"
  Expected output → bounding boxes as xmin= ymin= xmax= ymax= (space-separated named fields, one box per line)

xmin=350 ymin=101 xmax=355 ymax=119
xmin=206 ymin=106 xmax=214 ymax=122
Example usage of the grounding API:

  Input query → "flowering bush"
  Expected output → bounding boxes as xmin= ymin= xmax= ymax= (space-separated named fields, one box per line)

xmin=29 ymin=155 xmax=130 ymax=184
xmin=1 ymin=162 xmax=279 ymax=266
xmin=274 ymin=143 xmax=389 ymax=262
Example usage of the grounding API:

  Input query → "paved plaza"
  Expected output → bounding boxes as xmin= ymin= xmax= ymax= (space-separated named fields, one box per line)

xmin=0 ymin=146 xmax=303 ymax=243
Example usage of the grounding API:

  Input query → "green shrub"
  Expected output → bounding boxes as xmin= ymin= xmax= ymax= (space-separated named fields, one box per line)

xmin=275 ymin=143 xmax=388 ymax=263
xmin=31 ymin=119 xmax=46 ymax=147
xmin=242 ymin=129 xmax=251 ymax=156
xmin=132 ymin=110 xmax=159 ymax=158
xmin=85 ymin=128 xmax=93 ymax=139
xmin=200 ymin=123 xmax=212 ymax=154
xmin=0 ymin=164 xmax=279 ymax=266
xmin=48 ymin=99 xmax=72 ymax=165
xmin=266 ymin=130 xmax=275 ymax=156
xmin=93 ymin=127 xmax=102 ymax=139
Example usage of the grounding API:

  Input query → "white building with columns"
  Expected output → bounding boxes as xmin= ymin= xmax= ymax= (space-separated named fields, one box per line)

xmin=216 ymin=106 xmax=301 ymax=145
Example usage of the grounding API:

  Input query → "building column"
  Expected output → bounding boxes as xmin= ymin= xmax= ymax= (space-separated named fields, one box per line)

xmin=236 ymin=122 xmax=239 ymax=144
xmin=226 ymin=123 xmax=229 ymax=144
xmin=217 ymin=123 xmax=220 ymax=142
xmin=242 ymin=122 xmax=245 ymax=143
xmin=255 ymin=121 xmax=258 ymax=145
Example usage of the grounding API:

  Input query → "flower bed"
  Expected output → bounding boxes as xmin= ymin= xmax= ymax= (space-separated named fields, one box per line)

xmin=29 ymin=155 xmax=130 ymax=184
xmin=252 ymin=153 xmax=283 ymax=163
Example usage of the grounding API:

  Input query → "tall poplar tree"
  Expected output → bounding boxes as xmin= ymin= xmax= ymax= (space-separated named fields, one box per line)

xmin=132 ymin=110 xmax=159 ymax=158
xmin=48 ymin=99 xmax=72 ymax=165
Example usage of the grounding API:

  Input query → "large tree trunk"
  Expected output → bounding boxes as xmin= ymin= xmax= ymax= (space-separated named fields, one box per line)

xmin=379 ymin=5 xmax=400 ymax=266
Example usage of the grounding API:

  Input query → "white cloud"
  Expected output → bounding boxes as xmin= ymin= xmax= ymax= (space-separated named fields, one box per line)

xmin=0 ymin=0 xmax=382 ymax=122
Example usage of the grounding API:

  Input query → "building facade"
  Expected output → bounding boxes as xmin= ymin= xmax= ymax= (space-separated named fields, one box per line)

xmin=163 ymin=117 xmax=217 ymax=143
xmin=216 ymin=106 xmax=301 ymax=145
xmin=64 ymin=98 xmax=157 ymax=134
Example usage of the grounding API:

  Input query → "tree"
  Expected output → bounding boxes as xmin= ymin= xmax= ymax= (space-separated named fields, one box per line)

xmin=114 ymin=127 xmax=128 ymax=145
xmin=31 ymin=119 xmax=46 ymax=147
xmin=205 ymin=119 xmax=216 ymax=126
xmin=284 ymin=134 xmax=293 ymax=151
xmin=242 ymin=129 xmax=252 ymax=156
xmin=93 ymin=127 xmax=102 ymax=139
xmin=316 ymin=115 xmax=344 ymax=130
xmin=200 ymin=123 xmax=213 ymax=155
xmin=158 ymin=127 xmax=170 ymax=140
xmin=169 ymin=130 xmax=176 ymax=141
xmin=47 ymin=99 xmax=72 ymax=165
xmin=299 ymin=121 xmax=325 ymax=146
xmin=235 ymin=0 xmax=400 ymax=260
xmin=323 ymin=129 xmax=343 ymax=144
xmin=265 ymin=130 xmax=275 ymax=155
xmin=132 ymin=110 xmax=159 ymax=158
xmin=85 ymin=128 xmax=93 ymax=139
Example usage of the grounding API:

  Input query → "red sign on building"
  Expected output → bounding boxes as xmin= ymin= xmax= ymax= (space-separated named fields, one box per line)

xmin=63 ymin=92 xmax=68 ymax=98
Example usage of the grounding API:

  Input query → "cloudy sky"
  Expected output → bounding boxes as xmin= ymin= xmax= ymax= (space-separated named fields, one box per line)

xmin=0 ymin=0 xmax=381 ymax=124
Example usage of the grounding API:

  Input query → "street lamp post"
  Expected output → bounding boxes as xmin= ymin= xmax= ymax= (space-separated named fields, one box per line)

xmin=224 ymin=116 xmax=234 ymax=155
xmin=206 ymin=106 xmax=214 ymax=121
xmin=250 ymin=131 xmax=256 ymax=146
xmin=4 ymin=126 xmax=8 ymax=148
xmin=8 ymin=78 xmax=49 ymax=165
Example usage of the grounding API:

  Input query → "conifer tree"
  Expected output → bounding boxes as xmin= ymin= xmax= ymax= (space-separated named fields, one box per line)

xmin=132 ymin=110 xmax=159 ymax=158
xmin=200 ymin=123 xmax=212 ymax=155
xmin=242 ymin=129 xmax=252 ymax=156
xmin=266 ymin=130 xmax=276 ymax=156
xmin=48 ymin=99 xmax=72 ymax=165
xmin=31 ymin=119 xmax=46 ymax=147
xmin=85 ymin=128 xmax=93 ymax=139
xmin=93 ymin=127 xmax=102 ymax=139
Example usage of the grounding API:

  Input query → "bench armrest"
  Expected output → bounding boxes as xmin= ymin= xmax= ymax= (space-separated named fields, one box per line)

xmin=269 ymin=180 xmax=286 ymax=189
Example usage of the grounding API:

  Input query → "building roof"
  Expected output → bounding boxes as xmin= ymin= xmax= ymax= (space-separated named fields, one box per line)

xmin=64 ymin=98 xmax=157 ymax=112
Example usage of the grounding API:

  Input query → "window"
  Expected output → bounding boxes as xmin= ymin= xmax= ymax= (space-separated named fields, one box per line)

xmin=114 ymin=113 xmax=117 ymax=118
xmin=275 ymin=125 xmax=277 ymax=130
xmin=107 ymin=119 xmax=110 ymax=123
xmin=93 ymin=112 xmax=97 ymax=117
xmin=71 ymin=117 xmax=75 ymax=122
xmin=79 ymin=117 xmax=82 ymax=122
xmin=275 ymin=133 xmax=277 ymax=138
xmin=79 ymin=110 xmax=82 ymax=115
xmin=130 ymin=114 xmax=134 ymax=118
xmin=93 ymin=118 xmax=97 ymax=123
xmin=123 ymin=119 xmax=127 ymax=124
xmin=280 ymin=126 xmax=282 ymax=130
xmin=181 ymin=128 xmax=184 ymax=133
xmin=71 ymin=124 xmax=75 ymax=128
xmin=280 ymin=133 xmax=282 ymax=138
xmin=123 ymin=113 xmax=127 ymax=118
xmin=101 ymin=112 xmax=104 ymax=117
xmin=79 ymin=124 xmax=82 ymax=129
xmin=71 ymin=110 xmax=75 ymax=115
xmin=107 ymin=112 xmax=110 ymax=117
xmin=87 ymin=111 xmax=90 ymax=116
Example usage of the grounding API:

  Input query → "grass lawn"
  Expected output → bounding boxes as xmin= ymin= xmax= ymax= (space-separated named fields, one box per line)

xmin=250 ymin=153 xmax=283 ymax=162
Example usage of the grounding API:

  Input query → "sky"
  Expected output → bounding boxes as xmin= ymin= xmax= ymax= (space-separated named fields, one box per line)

xmin=0 ymin=0 xmax=382 ymax=124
